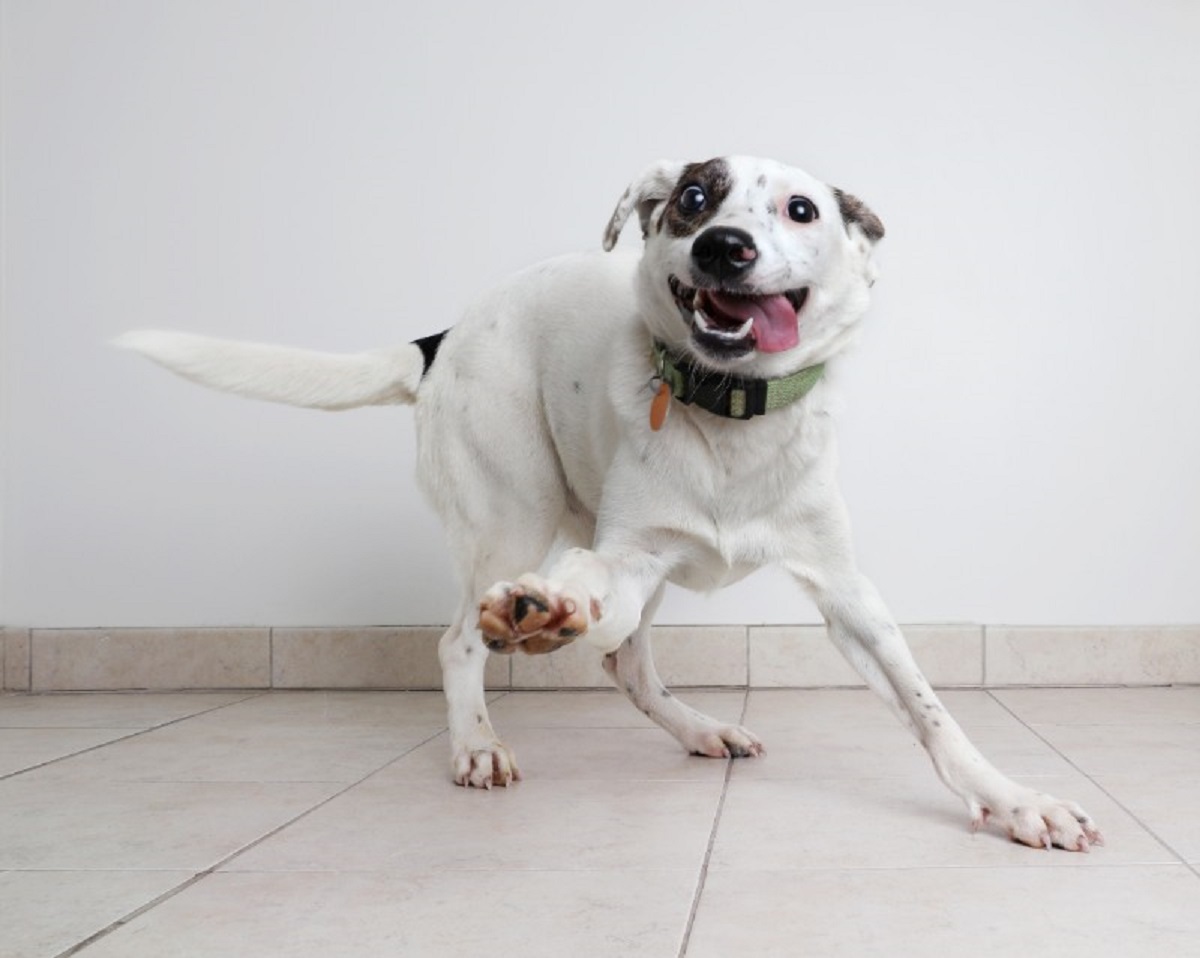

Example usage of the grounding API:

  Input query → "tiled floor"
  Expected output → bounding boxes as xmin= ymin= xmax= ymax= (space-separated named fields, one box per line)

xmin=1 ymin=687 xmax=1198 ymax=957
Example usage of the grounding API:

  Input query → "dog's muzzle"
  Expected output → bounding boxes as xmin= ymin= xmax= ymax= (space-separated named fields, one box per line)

xmin=668 ymin=226 xmax=808 ymax=358
xmin=669 ymin=278 xmax=807 ymax=361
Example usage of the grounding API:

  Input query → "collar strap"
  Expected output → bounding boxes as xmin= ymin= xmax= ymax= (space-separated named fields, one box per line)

xmin=652 ymin=341 xmax=824 ymax=421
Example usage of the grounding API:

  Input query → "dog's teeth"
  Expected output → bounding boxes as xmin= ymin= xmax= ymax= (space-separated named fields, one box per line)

xmin=696 ymin=310 xmax=754 ymax=341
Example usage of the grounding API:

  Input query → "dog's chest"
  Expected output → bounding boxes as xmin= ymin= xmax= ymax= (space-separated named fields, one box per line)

xmin=652 ymin=413 xmax=825 ymax=587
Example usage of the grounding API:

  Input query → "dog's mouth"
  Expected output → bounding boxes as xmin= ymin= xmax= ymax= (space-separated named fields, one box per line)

xmin=668 ymin=275 xmax=808 ymax=358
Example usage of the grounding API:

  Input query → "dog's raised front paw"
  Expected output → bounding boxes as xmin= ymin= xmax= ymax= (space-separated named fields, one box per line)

xmin=478 ymin=575 xmax=592 ymax=655
xmin=685 ymin=723 xmax=765 ymax=759
xmin=970 ymin=789 xmax=1103 ymax=852
xmin=452 ymin=740 xmax=521 ymax=789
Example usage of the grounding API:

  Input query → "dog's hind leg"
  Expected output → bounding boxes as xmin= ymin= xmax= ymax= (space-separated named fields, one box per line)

xmin=602 ymin=587 xmax=764 ymax=759
xmin=786 ymin=546 xmax=1103 ymax=852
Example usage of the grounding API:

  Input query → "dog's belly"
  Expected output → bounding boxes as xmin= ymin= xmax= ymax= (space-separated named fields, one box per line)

xmin=667 ymin=557 xmax=757 ymax=592
xmin=662 ymin=515 xmax=786 ymax=592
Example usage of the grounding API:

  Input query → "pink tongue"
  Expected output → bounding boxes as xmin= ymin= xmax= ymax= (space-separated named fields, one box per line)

xmin=705 ymin=292 xmax=799 ymax=353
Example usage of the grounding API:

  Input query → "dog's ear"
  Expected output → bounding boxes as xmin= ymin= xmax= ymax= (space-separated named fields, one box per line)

xmin=831 ymin=187 xmax=885 ymax=244
xmin=602 ymin=160 xmax=685 ymax=250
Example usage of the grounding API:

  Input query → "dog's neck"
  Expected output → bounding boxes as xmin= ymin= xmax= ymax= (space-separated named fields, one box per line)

xmin=652 ymin=341 xmax=824 ymax=421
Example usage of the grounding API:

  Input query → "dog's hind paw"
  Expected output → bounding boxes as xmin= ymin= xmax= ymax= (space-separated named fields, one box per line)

xmin=684 ymin=724 xmax=765 ymax=760
xmin=452 ymin=741 xmax=521 ymax=789
xmin=969 ymin=789 xmax=1103 ymax=852
xmin=478 ymin=575 xmax=591 ymax=655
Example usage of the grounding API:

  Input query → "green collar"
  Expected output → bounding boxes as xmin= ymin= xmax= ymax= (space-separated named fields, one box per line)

xmin=652 ymin=341 xmax=825 ymax=421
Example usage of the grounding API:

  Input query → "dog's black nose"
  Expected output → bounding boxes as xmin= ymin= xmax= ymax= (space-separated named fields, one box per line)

xmin=691 ymin=227 xmax=758 ymax=281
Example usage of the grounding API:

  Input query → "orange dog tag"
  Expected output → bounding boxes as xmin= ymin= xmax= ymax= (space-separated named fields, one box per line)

xmin=649 ymin=380 xmax=671 ymax=431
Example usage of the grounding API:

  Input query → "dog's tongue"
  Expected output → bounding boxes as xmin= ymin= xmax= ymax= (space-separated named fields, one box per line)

xmin=705 ymin=291 xmax=799 ymax=353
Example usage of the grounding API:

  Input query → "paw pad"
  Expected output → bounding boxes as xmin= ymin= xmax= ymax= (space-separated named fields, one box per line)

xmin=478 ymin=579 xmax=589 ymax=655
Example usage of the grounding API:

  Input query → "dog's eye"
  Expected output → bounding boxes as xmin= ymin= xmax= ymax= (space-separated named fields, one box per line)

xmin=787 ymin=196 xmax=818 ymax=223
xmin=678 ymin=185 xmax=707 ymax=214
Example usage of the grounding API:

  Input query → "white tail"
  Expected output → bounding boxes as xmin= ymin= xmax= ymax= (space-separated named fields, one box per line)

xmin=114 ymin=330 xmax=426 ymax=410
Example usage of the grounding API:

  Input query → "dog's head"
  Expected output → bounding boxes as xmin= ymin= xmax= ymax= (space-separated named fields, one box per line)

xmin=604 ymin=156 xmax=884 ymax=377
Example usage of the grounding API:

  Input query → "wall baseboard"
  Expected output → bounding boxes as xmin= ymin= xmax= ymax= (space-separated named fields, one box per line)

xmin=4 ymin=624 xmax=1199 ymax=693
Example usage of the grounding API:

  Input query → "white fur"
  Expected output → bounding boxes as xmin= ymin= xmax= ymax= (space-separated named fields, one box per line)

xmin=114 ymin=330 xmax=423 ymax=409
xmin=120 ymin=156 xmax=1102 ymax=852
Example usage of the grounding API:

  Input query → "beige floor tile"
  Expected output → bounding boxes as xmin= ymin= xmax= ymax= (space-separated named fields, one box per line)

xmin=1095 ymin=771 xmax=1200 ymax=863
xmin=31 ymin=629 xmax=271 ymax=691
xmin=195 ymin=689 xmax=456 ymax=727
xmin=0 ymin=777 xmax=341 ymax=870
xmin=986 ymin=626 xmax=1200 ymax=686
xmin=0 ymin=869 xmax=191 ymax=958
xmin=686 ymin=866 xmax=1200 ymax=958
xmin=373 ymin=726 xmax=728 ymax=784
xmin=512 ymin=625 xmax=747 ymax=688
xmin=73 ymin=870 xmax=696 ymax=958
xmin=271 ymin=628 xmax=510 ymax=689
xmin=709 ymin=775 xmax=1175 ymax=870
xmin=648 ymin=626 xmax=749 ymax=686
xmin=741 ymin=688 xmax=1018 ymax=731
xmin=994 ymin=686 xmax=1200 ymax=726
xmin=0 ymin=727 xmax=137 ymax=777
xmin=749 ymin=624 xmax=983 ymax=687
xmin=29 ymin=718 xmax=442 ymax=784
xmin=731 ymin=721 xmax=1079 ymax=781
xmin=510 ymin=638 xmax=612 ymax=688
xmin=3 ymin=688 xmax=1196 ymax=958
xmin=271 ymin=627 xmax=442 ymax=688
xmin=486 ymin=689 xmax=747 ymax=728
xmin=223 ymin=779 xmax=723 ymax=873
xmin=3 ymin=628 xmax=31 ymax=690
xmin=0 ymin=691 xmax=255 ymax=728
xmin=1032 ymin=723 xmax=1200 ymax=778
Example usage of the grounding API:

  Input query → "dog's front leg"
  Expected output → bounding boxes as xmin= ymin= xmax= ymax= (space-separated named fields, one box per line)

xmin=603 ymin=586 xmax=764 ymax=758
xmin=439 ymin=613 xmax=519 ymax=788
xmin=479 ymin=545 xmax=670 ymax=655
xmin=787 ymin=557 xmax=1103 ymax=852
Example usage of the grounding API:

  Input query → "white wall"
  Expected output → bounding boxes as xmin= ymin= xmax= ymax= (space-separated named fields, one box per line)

xmin=2 ymin=0 xmax=1197 ymax=629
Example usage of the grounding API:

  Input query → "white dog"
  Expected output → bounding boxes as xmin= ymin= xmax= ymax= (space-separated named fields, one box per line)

xmin=119 ymin=156 xmax=1102 ymax=851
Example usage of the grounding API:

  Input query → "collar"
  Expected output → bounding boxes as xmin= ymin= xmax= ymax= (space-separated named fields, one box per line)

xmin=652 ymin=341 xmax=825 ymax=421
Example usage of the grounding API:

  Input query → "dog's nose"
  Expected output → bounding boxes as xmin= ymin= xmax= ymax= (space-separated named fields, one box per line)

xmin=691 ymin=227 xmax=758 ymax=281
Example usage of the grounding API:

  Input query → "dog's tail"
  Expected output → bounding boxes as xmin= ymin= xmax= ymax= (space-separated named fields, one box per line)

xmin=114 ymin=330 xmax=427 ymax=410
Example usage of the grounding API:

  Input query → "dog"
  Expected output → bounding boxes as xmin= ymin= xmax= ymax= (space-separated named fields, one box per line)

xmin=118 ymin=155 xmax=1102 ymax=851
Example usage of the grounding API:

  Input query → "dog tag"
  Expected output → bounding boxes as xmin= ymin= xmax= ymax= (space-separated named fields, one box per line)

xmin=649 ymin=380 xmax=671 ymax=431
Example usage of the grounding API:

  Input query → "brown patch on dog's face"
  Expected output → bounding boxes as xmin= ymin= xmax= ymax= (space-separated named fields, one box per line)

xmin=661 ymin=158 xmax=733 ymax=238
xmin=832 ymin=187 xmax=886 ymax=243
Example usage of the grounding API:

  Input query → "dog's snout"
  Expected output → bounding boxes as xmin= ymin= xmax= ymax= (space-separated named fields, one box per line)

xmin=691 ymin=227 xmax=758 ymax=282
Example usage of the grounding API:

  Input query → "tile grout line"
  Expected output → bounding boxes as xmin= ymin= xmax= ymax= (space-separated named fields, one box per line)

xmin=54 ymin=721 xmax=453 ymax=958
xmin=981 ymin=624 xmax=988 ymax=687
xmin=676 ymin=686 xmax=749 ymax=957
xmin=986 ymin=690 xmax=1193 ymax=865
xmin=0 ymin=692 xmax=269 ymax=782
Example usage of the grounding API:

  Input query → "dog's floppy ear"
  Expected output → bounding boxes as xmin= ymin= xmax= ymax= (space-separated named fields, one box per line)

xmin=602 ymin=160 xmax=685 ymax=250
xmin=832 ymin=187 xmax=885 ymax=244
xmin=832 ymin=186 xmax=885 ymax=286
